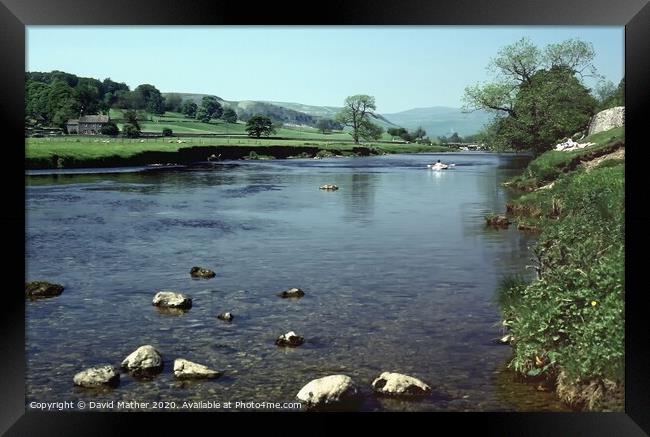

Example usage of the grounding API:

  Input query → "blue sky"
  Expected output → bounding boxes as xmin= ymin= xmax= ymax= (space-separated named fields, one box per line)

xmin=26 ymin=26 xmax=624 ymax=113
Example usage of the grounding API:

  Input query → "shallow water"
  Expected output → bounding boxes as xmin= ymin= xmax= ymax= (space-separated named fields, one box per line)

xmin=25 ymin=153 xmax=570 ymax=411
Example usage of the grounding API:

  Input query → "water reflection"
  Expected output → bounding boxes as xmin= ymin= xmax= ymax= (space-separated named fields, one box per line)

xmin=25 ymin=153 xmax=565 ymax=411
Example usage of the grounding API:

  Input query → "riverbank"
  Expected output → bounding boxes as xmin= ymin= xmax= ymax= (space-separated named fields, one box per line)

xmin=497 ymin=126 xmax=625 ymax=411
xmin=25 ymin=138 xmax=451 ymax=169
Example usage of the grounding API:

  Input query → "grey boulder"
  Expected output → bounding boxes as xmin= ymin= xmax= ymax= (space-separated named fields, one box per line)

xmin=73 ymin=366 xmax=120 ymax=388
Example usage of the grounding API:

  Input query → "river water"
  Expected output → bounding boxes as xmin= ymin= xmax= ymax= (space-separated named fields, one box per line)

xmin=25 ymin=153 xmax=570 ymax=411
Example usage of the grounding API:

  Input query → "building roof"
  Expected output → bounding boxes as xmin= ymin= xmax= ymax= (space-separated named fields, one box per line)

xmin=66 ymin=119 xmax=79 ymax=125
xmin=79 ymin=115 xmax=110 ymax=123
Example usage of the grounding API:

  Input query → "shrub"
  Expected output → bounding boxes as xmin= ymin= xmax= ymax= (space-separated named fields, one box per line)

xmin=162 ymin=128 xmax=173 ymax=137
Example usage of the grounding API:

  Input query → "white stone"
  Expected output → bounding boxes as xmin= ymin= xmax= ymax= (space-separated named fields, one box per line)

xmin=152 ymin=291 xmax=192 ymax=309
xmin=371 ymin=372 xmax=432 ymax=396
xmin=173 ymin=359 xmax=221 ymax=379
xmin=121 ymin=345 xmax=163 ymax=374
xmin=588 ymin=106 xmax=625 ymax=136
xmin=296 ymin=375 xmax=358 ymax=407
xmin=73 ymin=366 xmax=120 ymax=388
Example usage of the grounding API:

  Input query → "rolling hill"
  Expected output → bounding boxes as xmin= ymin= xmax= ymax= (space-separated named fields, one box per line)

xmin=165 ymin=94 xmax=491 ymax=136
xmin=381 ymin=107 xmax=494 ymax=138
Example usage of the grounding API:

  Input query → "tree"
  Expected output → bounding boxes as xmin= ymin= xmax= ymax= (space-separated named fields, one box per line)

xmin=491 ymin=67 xmax=597 ymax=154
xmin=449 ymin=132 xmax=462 ymax=143
xmin=596 ymin=77 xmax=624 ymax=110
xmin=181 ymin=101 xmax=197 ymax=118
xmin=123 ymin=110 xmax=140 ymax=131
xmin=133 ymin=84 xmax=165 ymax=114
xmin=245 ymin=115 xmax=276 ymax=138
xmin=122 ymin=124 xmax=140 ymax=138
xmin=165 ymin=94 xmax=183 ymax=112
xmin=100 ymin=121 xmax=119 ymax=136
xmin=412 ymin=127 xmax=426 ymax=140
xmin=222 ymin=108 xmax=238 ymax=123
xmin=198 ymin=96 xmax=223 ymax=122
xmin=463 ymin=38 xmax=600 ymax=154
xmin=358 ymin=121 xmax=384 ymax=141
xmin=196 ymin=107 xmax=211 ymax=123
xmin=335 ymin=95 xmax=377 ymax=144
xmin=162 ymin=128 xmax=173 ymax=137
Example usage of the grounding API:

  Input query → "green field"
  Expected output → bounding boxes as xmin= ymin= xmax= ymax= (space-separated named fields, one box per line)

xmin=108 ymin=109 xmax=393 ymax=141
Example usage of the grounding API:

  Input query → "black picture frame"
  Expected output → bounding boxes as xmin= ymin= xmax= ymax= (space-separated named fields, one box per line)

xmin=2 ymin=0 xmax=649 ymax=434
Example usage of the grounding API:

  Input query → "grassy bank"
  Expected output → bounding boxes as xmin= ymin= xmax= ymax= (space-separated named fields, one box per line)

xmin=25 ymin=137 xmax=451 ymax=169
xmin=497 ymin=127 xmax=624 ymax=411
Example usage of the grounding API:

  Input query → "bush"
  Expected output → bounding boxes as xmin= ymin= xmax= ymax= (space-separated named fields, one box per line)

xmin=162 ymin=128 xmax=173 ymax=137
xmin=100 ymin=122 xmax=119 ymax=136
xmin=122 ymin=123 xmax=140 ymax=138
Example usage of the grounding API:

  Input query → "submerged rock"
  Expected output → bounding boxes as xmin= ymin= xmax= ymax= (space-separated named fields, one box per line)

xmin=173 ymin=359 xmax=221 ymax=379
xmin=371 ymin=372 xmax=432 ymax=397
xmin=121 ymin=345 xmax=163 ymax=376
xmin=278 ymin=287 xmax=305 ymax=298
xmin=296 ymin=375 xmax=358 ymax=408
xmin=152 ymin=291 xmax=192 ymax=309
xmin=319 ymin=184 xmax=339 ymax=190
xmin=276 ymin=331 xmax=304 ymax=347
xmin=73 ymin=366 xmax=120 ymax=388
xmin=486 ymin=215 xmax=510 ymax=228
xmin=25 ymin=281 xmax=64 ymax=298
xmin=217 ymin=312 xmax=234 ymax=322
xmin=496 ymin=334 xmax=515 ymax=345
xmin=190 ymin=266 xmax=216 ymax=279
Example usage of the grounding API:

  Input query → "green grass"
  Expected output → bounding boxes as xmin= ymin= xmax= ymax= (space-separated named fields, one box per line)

xmin=25 ymin=136 xmax=448 ymax=163
xmin=108 ymin=108 xmax=395 ymax=141
xmin=507 ymin=127 xmax=624 ymax=190
xmin=499 ymin=132 xmax=625 ymax=410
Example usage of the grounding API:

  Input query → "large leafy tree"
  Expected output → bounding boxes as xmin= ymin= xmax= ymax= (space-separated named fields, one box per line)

xmin=463 ymin=38 xmax=600 ymax=154
xmin=198 ymin=96 xmax=223 ymax=122
xmin=335 ymin=95 xmax=377 ymax=144
xmin=245 ymin=115 xmax=276 ymax=138
xmin=181 ymin=101 xmax=198 ymax=118
xmin=222 ymin=108 xmax=238 ymax=123
xmin=133 ymin=84 xmax=165 ymax=114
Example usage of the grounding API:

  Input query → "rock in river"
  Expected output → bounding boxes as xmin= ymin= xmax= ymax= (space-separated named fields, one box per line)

xmin=371 ymin=372 xmax=432 ymax=397
xmin=278 ymin=287 xmax=305 ymax=298
xmin=190 ymin=266 xmax=216 ymax=279
xmin=217 ymin=312 xmax=234 ymax=322
xmin=276 ymin=331 xmax=304 ymax=347
xmin=485 ymin=215 xmax=510 ymax=228
xmin=173 ymin=359 xmax=221 ymax=379
xmin=25 ymin=281 xmax=64 ymax=298
xmin=73 ymin=366 xmax=120 ymax=388
xmin=121 ymin=345 xmax=163 ymax=376
xmin=297 ymin=375 xmax=359 ymax=408
xmin=319 ymin=184 xmax=339 ymax=190
xmin=152 ymin=291 xmax=192 ymax=309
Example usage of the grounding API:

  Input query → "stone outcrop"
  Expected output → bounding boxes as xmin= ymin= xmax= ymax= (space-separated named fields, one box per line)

xmin=121 ymin=345 xmax=163 ymax=376
xmin=588 ymin=106 xmax=624 ymax=136
xmin=25 ymin=281 xmax=64 ymax=298
xmin=217 ymin=312 xmax=234 ymax=322
xmin=190 ymin=266 xmax=216 ymax=279
xmin=152 ymin=291 xmax=192 ymax=309
xmin=73 ymin=366 xmax=120 ymax=388
xmin=278 ymin=287 xmax=305 ymax=298
xmin=296 ymin=375 xmax=358 ymax=408
xmin=275 ymin=331 xmax=304 ymax=347
xmin=173 ymin=359 xmax=221 ymax=379
xmin=371 ymin=372 xmax=432 ymax=397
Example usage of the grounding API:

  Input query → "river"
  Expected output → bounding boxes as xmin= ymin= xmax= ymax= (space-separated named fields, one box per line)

xmin=25 ymin=153 xmax=570 ymax=411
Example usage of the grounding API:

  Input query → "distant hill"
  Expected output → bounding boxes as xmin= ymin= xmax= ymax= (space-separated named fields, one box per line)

xmin=381 ymin=107 xmax=494 ymax=137
xmin=165 ymin=94 xmax=400 ymax=130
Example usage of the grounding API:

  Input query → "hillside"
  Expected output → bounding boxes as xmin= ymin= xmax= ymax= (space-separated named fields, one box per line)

xmin=382 ymin=106 xmax=494 ymax=138
xmin=166 ymin=93 xmax=400 ymax=130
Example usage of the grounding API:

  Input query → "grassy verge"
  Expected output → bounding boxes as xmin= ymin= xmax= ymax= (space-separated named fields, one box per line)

xmin=25 ymin=137 xmax=450 ymax=169
xmin=505 ymin=127 xmax=624 ymax=191
xmin=497 ymin=127 xmax=625 ymax=411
